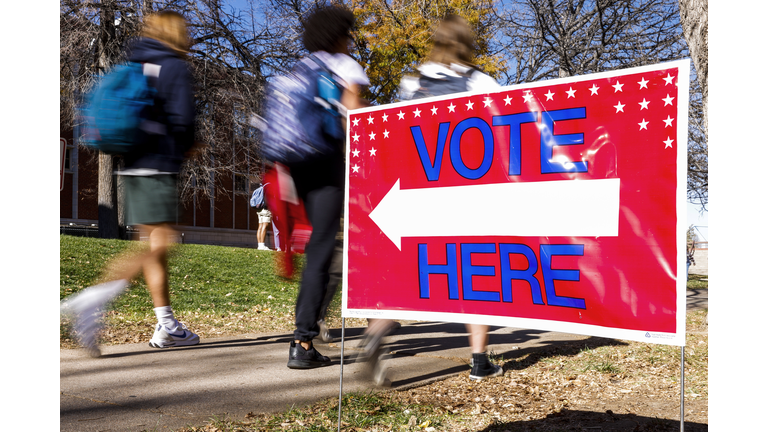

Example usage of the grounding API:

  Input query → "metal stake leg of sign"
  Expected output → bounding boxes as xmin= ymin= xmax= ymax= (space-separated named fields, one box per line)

xmin=337 ymin=317 xmax=345 ymax=432
xmin=680 ymin=346 xmax=685 ymax=432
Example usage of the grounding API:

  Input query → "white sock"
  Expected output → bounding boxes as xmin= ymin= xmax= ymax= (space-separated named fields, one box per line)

xmin=258 ymin=242 xmax=266 ymax=247
xmin=153 ymin=306 xmax=179 ymax=331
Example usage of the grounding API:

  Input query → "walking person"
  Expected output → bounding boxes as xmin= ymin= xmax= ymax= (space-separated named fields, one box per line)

xmin=279 ymin=5 xmax=370 ymax=369
xmin=253 ymin=182 xmax=273 ymax=250
xmin=60 ymin=10 xmax=200 ymax=357
xmin=399 ymin=14 xmax=503 ymax=381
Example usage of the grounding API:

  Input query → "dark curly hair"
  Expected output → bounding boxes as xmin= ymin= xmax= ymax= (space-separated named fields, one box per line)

xmin=302 ymin=5 xmax=355 ymax=53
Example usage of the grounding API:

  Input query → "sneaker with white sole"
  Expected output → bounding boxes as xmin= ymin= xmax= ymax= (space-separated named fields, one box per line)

xmin=60 ymin=280 xmax=129 ymax=358
xmin=149 ymin=322 xmax=200 ymax=348
xmin=469 ymin=352 xmax=504 ymax=381
xmin=316 ymin=319 xmax=333 ymax=343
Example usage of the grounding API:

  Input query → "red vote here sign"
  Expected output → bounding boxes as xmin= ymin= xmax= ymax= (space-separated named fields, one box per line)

xmin=343 ymin=60 xmax=690 ymax=346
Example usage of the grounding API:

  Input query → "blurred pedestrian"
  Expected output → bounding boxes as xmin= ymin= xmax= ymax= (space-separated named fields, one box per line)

xmin=282 ymin=5 xmax=370 ymax=369
xmin=399 ymin=14 xmax=503 ymax=381
xmin=60 ymin=10 xmax=200 ymax=357
xmin=256 ymin=184 xmax=273 ymax=251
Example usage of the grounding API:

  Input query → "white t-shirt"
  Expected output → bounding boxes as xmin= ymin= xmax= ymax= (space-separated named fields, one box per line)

xmin=310 ymin=51 xmax=370 ymax=90
xmin=399 ymin=61 xmax=499 ymax=100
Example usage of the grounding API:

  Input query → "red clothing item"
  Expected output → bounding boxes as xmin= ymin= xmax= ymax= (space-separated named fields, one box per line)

xmin=263 ymin=163 xmax=312 ymax=278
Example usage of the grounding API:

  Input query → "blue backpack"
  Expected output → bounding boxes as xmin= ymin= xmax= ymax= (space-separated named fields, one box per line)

xmin=261 ymin=55 xmax=344 ymax=164
xmin=81 ymin=62 xmax=156 ymax=155
xmin=250 ymin=183 xmax=269 ymax=210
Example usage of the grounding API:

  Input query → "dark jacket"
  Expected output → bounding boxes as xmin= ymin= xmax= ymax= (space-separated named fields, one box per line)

xmin=124 ymin=37 xmax=196 ymax=173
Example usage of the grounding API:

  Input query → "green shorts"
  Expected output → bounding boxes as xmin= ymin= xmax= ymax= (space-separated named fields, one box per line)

xmin=122 ymin=174 xmax=178 ymax=226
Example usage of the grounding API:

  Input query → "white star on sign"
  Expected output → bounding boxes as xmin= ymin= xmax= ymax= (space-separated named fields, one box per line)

xmin=639 ymin=98 xmax=650 ymax=110
xmin=431 ymin=106 xmax=438 ymax=115
xmin=589 ymin=84 xmax=599 ymax=95
xmin=614 ymin=102 xmax=625 ymax=113
xmin=413 ymin=108 xmax=421 ymax=117
xmin=352 ymin=117 xmax=360 ymax=127
xmin=662 ymin=94 xmax=675 ymax=106
xmin=369 ymin=148 xmax=377 ymax=156
xmin=368 ymin=131 xmax=376 ymax=140
xmin=352 ymin=164 xmax=360 ymax=173
xmin=448 ymin=103 xmax=456 ymax=113
xmin=545 ymin=90 xmax=555 ymax=100
xmin=523 ymin=92 xmax=534 ymax=103
xmin=663 ymin=74 xmax=675 ymax=85
xmin=381 ymin=113 xmax=388 ymax=122
xmin=664 ymin=137 xmax=674 ymax=148
xmin=367 ymin=115 xmax=374 ymax=124
xmin=566 ymin=87 xmax=576 ymax=98
xmin=504 ymin=95 xmax=512 ymax=105
xmin=612 ymin=81 xmax=624 ymax=92
xmin=638 ymin=119 xmax=649 ymax=130
xmin=483 ymin=97 xmax=493 ymax=107
xmin=663 ymin=116 xmax=674 ymax=127
xmin=465 ymin=100 xmax=474 ymax=110
xmin=397 ymin=111 xmax=405 ymax=120
xmin=638 ymin=77 xmax=649 ymax=89
xmin=383 ymin=129 xmax=390 ymax=138
xmin=352 ymin=132 xmax=360 ymax=142
xmin=351 ymin=148 xmax=360 ymax=157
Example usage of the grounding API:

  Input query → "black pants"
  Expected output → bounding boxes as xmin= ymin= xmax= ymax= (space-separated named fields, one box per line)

xmin=290 ymin=155 xmax=344 ymax=342
xmin=319 ymin=239 xmax=344 ymax=321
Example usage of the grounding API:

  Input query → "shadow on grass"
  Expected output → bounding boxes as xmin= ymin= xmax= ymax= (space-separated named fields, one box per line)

xmin=479 ymin=409 xmax=708 ymax=431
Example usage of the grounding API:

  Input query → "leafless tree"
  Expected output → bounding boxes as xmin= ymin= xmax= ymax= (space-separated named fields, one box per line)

xmin=494 ymin=0 xmax=687 ymax=82
xmin=678 ymin=0 xmax=707 ymax=209
xmin=60 ymin=0 xmax=288 ymax=237
xmin=494 ymin=0 xmax=706 ymax=207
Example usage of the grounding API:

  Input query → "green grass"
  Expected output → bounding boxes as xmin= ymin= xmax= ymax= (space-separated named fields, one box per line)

xmin=686 ymin=273 xmax=708 ymax=290
xmin=60 ymin=234 xmax=305 ymax=315
xmin=60 ymin=235 xmax=323 ymax=346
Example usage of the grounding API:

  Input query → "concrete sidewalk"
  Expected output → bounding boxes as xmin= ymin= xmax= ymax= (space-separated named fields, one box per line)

xmin=60 ymin=290 xmax=707 ymax=432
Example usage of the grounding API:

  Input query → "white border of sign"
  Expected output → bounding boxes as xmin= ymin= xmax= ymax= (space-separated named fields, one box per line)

xmin=342 ymin=59 xmax=690 ymax=347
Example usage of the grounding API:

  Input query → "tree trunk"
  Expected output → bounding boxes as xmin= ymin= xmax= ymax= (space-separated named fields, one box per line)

xmin=98 ymin=153 xmax=121 ymax=238
xmin=679 ymin=0 xmax=708 ymax=138
xmin=96 ymin=0 xmax=123 ymax=239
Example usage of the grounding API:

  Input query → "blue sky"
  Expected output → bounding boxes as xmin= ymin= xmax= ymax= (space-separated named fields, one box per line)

xmin=687 ymin=201 xmax=708 ymax=243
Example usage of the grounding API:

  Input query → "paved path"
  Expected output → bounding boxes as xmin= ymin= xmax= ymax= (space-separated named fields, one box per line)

xmin=60 ymin=290 xmax=707 ymax=432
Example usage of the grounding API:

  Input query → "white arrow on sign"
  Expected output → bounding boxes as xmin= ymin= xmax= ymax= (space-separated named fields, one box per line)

xmin=368 ymin=178 xmax=621 ymax=250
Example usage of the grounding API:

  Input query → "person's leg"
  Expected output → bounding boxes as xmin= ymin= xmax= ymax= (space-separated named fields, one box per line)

xmin=142 ymin=224 xmax=172 ymax=307
xmin=258 ymin=222 xmax=267 ymax=244
xmin=141 ymin=223 xmax=199 ymax=348
xmin=288 ymin=185 xmax=342 ymax=368
xmin=467 ymin=323 xmax=489 ymax=353
xmin=316 ymin=239 xmax=343 ymax=342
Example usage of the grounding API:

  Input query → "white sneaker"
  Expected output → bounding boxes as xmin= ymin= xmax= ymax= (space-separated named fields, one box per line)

xmin=60 ymin=280 xmax=129 ymax=358
xmin=258 ymin=245 xmax=271 ymax=251
xmin=149 ymin=322 xmax=200 ymax=348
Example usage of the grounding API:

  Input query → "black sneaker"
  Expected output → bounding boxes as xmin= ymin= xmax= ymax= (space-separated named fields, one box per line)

xmin=287 ymin=341 xmax=332 ymax=369
xmin=469 ymin=353 xmax=504 ymax=381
